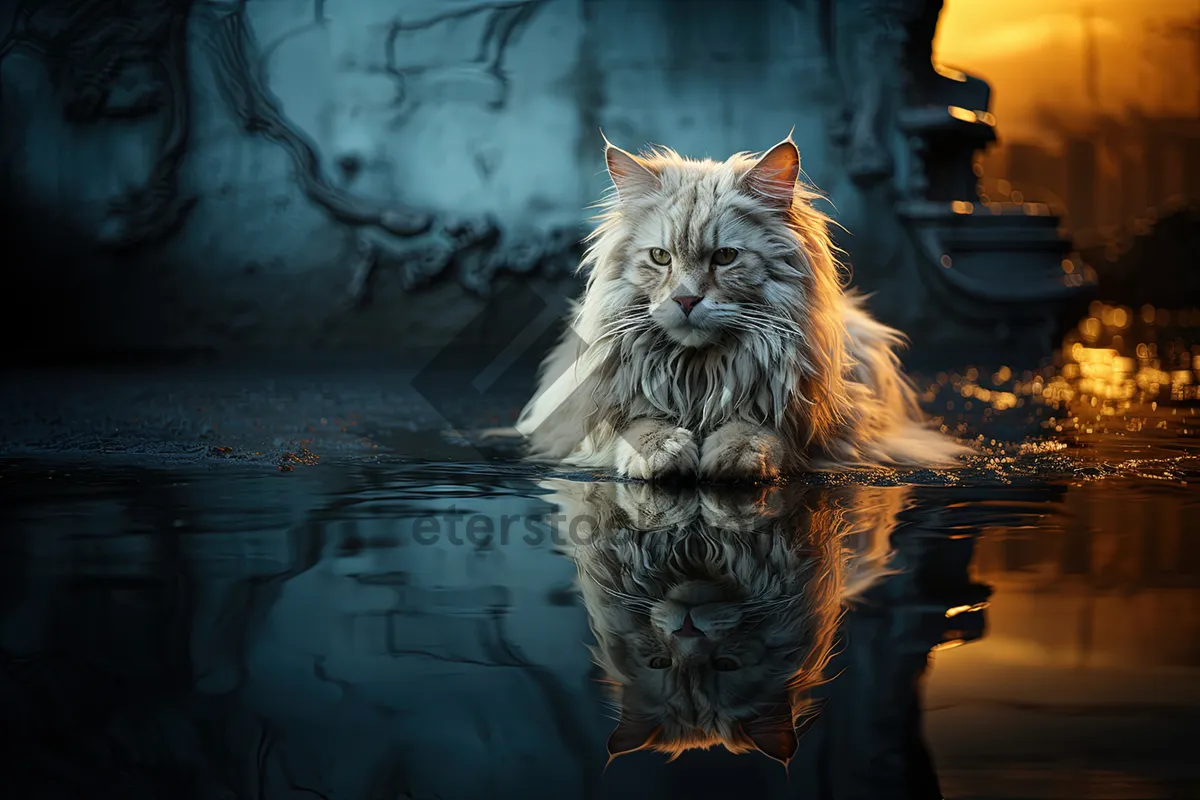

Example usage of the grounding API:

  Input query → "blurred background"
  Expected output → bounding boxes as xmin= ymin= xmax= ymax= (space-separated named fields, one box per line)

xmin=0 ymin=0 xmax=1197 ymax=369
xmin=937 ymin=0 xmax=1200 ymax=298
xmin=938 ymin=0 xmax=1200 ymax=230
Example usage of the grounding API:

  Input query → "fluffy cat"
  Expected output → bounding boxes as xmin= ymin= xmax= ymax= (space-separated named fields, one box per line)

xmin=542 ymin=478 xmax=908 ymax=764
xmin=516 ymin=136 xmax=970 ymax=480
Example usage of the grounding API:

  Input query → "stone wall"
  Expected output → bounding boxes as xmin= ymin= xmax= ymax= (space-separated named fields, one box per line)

xmin=0 ymin=0 xmax=1073 ymax=363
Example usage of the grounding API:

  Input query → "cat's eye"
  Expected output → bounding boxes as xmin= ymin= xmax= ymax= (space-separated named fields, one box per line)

xmin=648 ymin=656 xmax=672 ymax=669
xmin=712 ymin=248 xmax=738 ymax=267
xmin=712 ymin=656 xmax=740 ymax=672
xmin=649 ymin=247 xmax=672 ymax=266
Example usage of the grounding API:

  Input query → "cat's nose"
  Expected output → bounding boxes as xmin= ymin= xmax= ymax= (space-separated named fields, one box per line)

xmin=673 ymin=295 xmax=704 ymax=316
xmin=673 ymin=612 xmax=705 ymax=638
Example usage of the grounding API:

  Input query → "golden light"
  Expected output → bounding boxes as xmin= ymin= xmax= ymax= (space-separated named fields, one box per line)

xmin=933 ymin=638 xmax=970 ymax=652
xmin=948 ymin=105 xmax=979 ymax=123
xmin=935 ymin=63 xmax=967 ymax=82
xmin=945 ymin=602 xmax=990 ymax=618
xmin=934 ymin=0 xmax=1200 ymax=142
xmin=1021 ymin=301 xmax=1200 ymax=414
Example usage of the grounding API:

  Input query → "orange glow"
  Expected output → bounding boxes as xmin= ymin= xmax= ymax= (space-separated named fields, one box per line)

xmin=1050 ymin=303 xmax=1200 ymax=407
xmin=935 ymin=1 xmax=1200 ymax=142
xmin=948 ymin=105 xmax=979 ymax=123
xmin=927 ymin=301 xmax=1200 ymax=432
xmin=935 ymin=63 xmax=968 ymax=82
xmin=932 ymin=639 xmax=970 ymax=652
xmin=946 ymin=602 xmax=990 ymax=618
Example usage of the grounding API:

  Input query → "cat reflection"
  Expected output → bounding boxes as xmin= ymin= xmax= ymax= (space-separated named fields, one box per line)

xmin=542 ymin=479 xmax=907 ymax=765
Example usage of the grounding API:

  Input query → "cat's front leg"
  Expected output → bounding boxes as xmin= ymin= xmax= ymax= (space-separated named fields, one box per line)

xmin=612 ymin=419 xmax=699 ymax=481
xmin=700 ymin=421 xmax=785 ymax=482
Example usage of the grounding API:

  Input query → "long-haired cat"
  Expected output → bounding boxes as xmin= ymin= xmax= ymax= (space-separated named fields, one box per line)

xmin=516 ymin=136 xmax=970 ymax=480
xmin=542 ymin=478 xmax=908 ymax=764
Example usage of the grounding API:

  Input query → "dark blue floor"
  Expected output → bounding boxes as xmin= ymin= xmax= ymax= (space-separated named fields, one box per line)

xmin=2 ymin=306 xmax=1200 ymax=798
xmin=1 ymin=442 xmax=1197 ymax=799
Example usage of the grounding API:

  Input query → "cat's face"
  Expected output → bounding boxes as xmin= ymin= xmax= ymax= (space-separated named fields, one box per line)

xmin=553 ymin=481 xmax=852 ymax=764
xmin=602 ymin=569 xmax=824 ymax=763
xmin=596 ymin=139 xmax=808 ymax=349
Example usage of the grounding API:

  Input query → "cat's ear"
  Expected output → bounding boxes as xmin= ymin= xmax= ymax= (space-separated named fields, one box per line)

xmin=740 ymin=699 xmax=802 ymax=765
xmin=603 ymin=135 xmax=661 ymax=200
xmin=742 ymin=138 xmax=800 ymax=211
xmin=606 ymin=714 xmax=661 ymax=756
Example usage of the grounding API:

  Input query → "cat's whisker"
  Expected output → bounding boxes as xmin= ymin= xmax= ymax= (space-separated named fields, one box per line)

xmin=595 ymin=324 xmax=653 ymax=342
xmin=715 ymin=311 xmax=797 ymax=337
xmin=596 ymin=314 xmax=649 ymax=329
xmin=594 ymin=316 xmax=657 ymax=343
xmin=599 ymin=311 xmax=653 ymax=327
xmin=739 ymin=318 xmax=800 ymax=338
xmin=732 ymin=313 xmax=805 ymax=341
xmin=736 ymin=307 xmax=803 ymax=327
xmin=583 ymin=571 xmax=659 ymax=611
xmin=734 ymin=322 xmax=797 ymax=341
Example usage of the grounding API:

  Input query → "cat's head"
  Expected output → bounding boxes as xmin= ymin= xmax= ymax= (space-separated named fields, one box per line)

xmin=546 ymin=480 xmax=903 ymax=765
xmin=583 ymin=135 xmax=843 ymax=353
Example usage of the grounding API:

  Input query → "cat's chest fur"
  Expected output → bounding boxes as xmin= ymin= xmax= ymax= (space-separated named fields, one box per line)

xmin=606 ymin=338 xmax=795 ymax=433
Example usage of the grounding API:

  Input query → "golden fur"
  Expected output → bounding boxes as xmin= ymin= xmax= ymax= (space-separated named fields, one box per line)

xmin=516 ymin=136 xmax=970 ymax=479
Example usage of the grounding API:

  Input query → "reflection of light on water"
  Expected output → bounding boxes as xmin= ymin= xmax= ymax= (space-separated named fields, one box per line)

xmin=1059 ymin=303 xmax=1200 ymax=408
xmin=932 ymin=638 xmax=970 ymax=652
xmin=945 ymin=602 xmax=989 ymax=619
xmin=921 ymin=302 xmax=1200 ymax=452
xmin=1012 ymin=439 xmax=1069 ymax=457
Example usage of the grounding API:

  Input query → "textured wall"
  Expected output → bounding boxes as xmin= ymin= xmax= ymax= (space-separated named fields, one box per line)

xmin=1 ymin=0 xmax=999 ymax=360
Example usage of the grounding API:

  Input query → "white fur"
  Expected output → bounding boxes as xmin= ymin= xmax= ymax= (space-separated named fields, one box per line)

xmin=517 ymin=138 xmax=971 ymax=479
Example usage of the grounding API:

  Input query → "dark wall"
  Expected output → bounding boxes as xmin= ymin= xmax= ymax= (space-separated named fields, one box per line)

xmin=3 ymin=0 xmax=1071 ymax=365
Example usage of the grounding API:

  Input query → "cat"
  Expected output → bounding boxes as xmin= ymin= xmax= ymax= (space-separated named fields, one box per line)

xmin=541 ymin=477 xmax=908 ymax=764
xmin=515 ymin=135 xmax=971 ymax=480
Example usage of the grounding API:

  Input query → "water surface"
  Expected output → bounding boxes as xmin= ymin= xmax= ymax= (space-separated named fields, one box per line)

xmin=2 ymin=302 xmax=1199 ymax=799
xmin=2 ymin=436 xmax=1198 ymax=799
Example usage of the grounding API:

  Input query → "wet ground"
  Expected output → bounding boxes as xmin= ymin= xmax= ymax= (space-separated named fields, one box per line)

xmin=1 ymin=302 xmax=1199 ymax=799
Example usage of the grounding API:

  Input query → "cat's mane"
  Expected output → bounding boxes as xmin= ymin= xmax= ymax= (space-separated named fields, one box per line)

xmin=516 ymin=140 xmax=969 ymax=473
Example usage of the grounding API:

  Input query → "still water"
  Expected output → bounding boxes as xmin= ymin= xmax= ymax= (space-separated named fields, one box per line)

xmin=1 ymin=305 xmax=1199 ymax=799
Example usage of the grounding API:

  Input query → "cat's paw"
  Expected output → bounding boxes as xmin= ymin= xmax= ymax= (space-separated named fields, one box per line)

xmin=614 ymin=421 xmax=699 ymax=481
xmin=615 ymin=482 xmax=701 ymax=529
xmin=700 ymin=422 xmax=784 ymax=483
xmin=699 ymin=484 xmax=785 ymax=531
